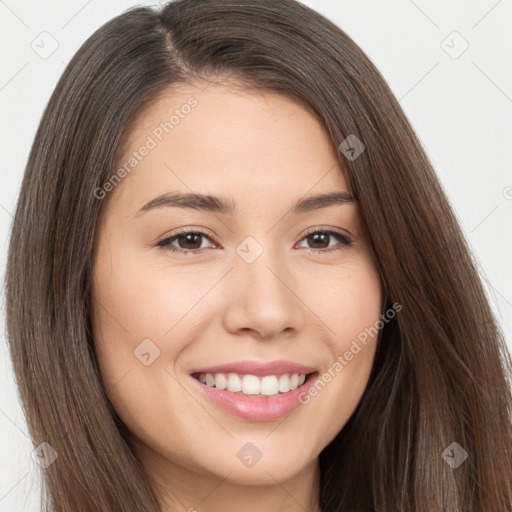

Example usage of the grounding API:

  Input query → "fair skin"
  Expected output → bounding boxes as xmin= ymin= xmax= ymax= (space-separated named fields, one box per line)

xmin=90 ymin=81 xmax=383 ymax=512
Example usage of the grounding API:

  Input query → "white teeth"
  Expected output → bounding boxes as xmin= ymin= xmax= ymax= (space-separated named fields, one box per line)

xmin=196 ymin=372 xmax=309 ymax=396
xmin=242 ymin=375 xmax=260 ymax=395
xmin=214 ymin=373 xmax=227 ymax=390
xmin=278 ymin=374 xmax=290 ymax=393
xmin=260 ymin=375 xmax=279 ymax=396
xmin=227 ymin=373 xmax=242 ymax=392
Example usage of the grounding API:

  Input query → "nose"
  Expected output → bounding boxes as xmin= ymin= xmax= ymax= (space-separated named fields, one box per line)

xmin=222 ymin=244 xmax=306 ymax=340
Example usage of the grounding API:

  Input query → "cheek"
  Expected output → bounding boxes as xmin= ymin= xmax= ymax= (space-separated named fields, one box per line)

xmin=89 ymin=248 xmax=204 ymax=457
xmin=296 ymin=256 xmax=382 ymax=442
xmin=89 ymin=245 xmax=192 ymax=410
xmin=308 ymin=253 xmax=383 ymax=351
xmin=92 ymin=244 xmax=212 ymax=349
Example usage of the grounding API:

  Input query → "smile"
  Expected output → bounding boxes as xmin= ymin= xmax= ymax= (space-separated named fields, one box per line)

xmin=189 ymin=361 xmax=320 ymax=421
xmin=192 ymin=372 xmax=309 ymax=396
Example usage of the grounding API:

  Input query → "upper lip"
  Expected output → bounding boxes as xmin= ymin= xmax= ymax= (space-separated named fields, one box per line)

xmin=190 ymin=359 xmax=317 ymax=377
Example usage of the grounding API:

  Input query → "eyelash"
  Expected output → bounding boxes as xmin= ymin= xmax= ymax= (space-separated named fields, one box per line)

xmin=155 ymin=227 xmax=352 ymax=256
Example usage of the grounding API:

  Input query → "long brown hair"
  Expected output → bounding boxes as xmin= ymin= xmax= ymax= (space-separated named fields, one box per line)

xmin=6 ymin=0 xmax=512 ymax=510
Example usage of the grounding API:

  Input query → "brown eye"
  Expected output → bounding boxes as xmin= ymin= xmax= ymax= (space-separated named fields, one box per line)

xmin=174 ymin=233 xmax=204 ymax=250
xmin=297 ymin=229 xmax=352 ymax=254
xmin=157 ymin=230 xmax=216 ymax=255
xmin=306 ymin=232 xmax=331 ymax=249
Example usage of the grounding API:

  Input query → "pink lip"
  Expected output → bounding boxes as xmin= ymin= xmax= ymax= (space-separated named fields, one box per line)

xmin=189 ymin=361 xmax=319 ymax=422
xmin=190 ymin=359 xmax=317 ymax=377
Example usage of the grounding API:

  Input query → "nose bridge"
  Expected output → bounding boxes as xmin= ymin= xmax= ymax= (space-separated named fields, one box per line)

xmin=239 ymin=230 xmax=292 ymax=287
xmin=242 ymin=244 xmax=285 ymax=297
xmin=222 ymin=234 xmax=303 ymax=338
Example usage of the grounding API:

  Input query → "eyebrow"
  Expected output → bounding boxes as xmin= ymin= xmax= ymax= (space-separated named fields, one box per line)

xmin=132 ymin=190 xmax=356 ymax=219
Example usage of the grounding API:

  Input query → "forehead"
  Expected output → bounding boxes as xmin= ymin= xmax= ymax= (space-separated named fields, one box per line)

xmin=102 ymin=81 xmax=350 ymax=219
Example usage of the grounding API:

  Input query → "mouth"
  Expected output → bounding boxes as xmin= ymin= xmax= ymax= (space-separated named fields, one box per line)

xmin=191 ymin=370 xmax=318 ymax=397
xmin=188 ymin=360 xmax=320 ymax=421
xmin=190 ymin=370 xmax=320 ymax=421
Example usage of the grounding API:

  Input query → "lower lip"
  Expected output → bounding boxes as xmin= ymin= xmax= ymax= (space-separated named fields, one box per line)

xmin=190 ymin=372 xmax=319 ymax=421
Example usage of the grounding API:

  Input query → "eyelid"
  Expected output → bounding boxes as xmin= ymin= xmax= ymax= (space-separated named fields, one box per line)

xmin=299 ymin=225 xmax=352 ymax=241
xmin=155 ymin=226 xmax=217 ymax=245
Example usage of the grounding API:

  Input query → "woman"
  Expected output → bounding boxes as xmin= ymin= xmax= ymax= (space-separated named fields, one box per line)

xmin=5 ymin=0 xmax=512 ymax=510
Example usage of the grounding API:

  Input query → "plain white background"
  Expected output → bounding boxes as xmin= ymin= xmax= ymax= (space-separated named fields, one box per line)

xmin=1 ymin=0 xmax=511 ymax=510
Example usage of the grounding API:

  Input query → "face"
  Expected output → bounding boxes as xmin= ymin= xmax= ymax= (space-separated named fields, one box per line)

xmin=90 ymin=82 xmax=383 ymax=493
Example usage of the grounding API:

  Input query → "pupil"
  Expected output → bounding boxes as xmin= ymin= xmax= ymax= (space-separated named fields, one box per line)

xmin=180 ymin=233 xmax=201 ymax=249
xmin=310 ymin=233 xmax=328 ymax=248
